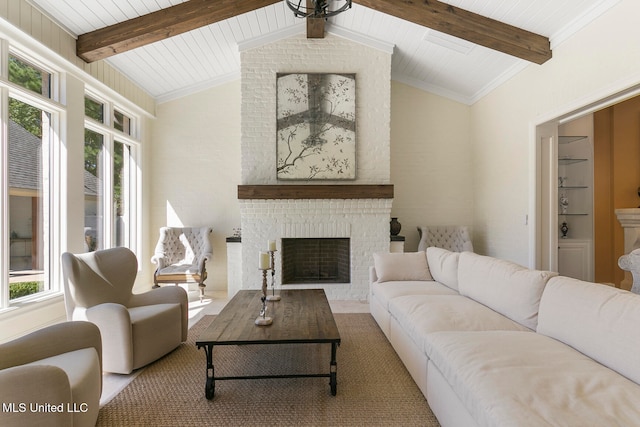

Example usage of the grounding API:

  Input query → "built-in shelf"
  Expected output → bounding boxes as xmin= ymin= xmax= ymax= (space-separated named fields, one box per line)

xmin=559 ymin=135 xmax=588 ymax=144
xmin=558 ymin=158 xmax=588 ymax=165
xmin=237 ymin=184 xmax=394 ymax=200
xmin=559 ymin=213 xmax=589 ymax=216
xmin=558 ymin=186 xmax=588 ymax=189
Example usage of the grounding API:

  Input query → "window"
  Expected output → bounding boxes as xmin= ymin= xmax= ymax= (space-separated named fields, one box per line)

xmin=4 ymin=55 xmax=57 ymax=302
xmin=84 ymin=94 xmax=139 ymax=252
xmin=9 ymin=55 xmax=51 ymax=98
xmin=114 ymin=109 xmax=131 ymax=135
xmin=85 ymin=96 xmax=104 ymax=123
xmin=84 ymin=129 xmax=104 ymax=251
xmin=1 ymin=43 xmax=144 ymax=313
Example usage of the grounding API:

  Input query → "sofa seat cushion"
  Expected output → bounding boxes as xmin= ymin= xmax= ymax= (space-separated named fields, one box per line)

xmin=155 ymin=263 xmax=203 ymax=282
xmin=371 ymin=280 xmax=457 ymax=311
xmin=129 ymin=303 xmax=182 ymax=369
xmin=425 ymin=330 xmax=640 ymax=427
xmin=388 ymin=295 xmax=529 ymax=353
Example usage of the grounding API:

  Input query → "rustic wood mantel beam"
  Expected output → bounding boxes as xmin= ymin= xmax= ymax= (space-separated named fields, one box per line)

xmin=354 ymin=0 xmax=552 ymax=64
xmin=76 ymin=0 xmax=281 ymax=62
xmin=238 ymin=185 xmax=394 ymax=199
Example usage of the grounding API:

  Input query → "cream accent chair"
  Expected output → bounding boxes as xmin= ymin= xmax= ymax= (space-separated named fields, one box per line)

xmin=417 ymin=225 xmax=474 ymax=252
xmin=0 ymin=321 xmax=102 ymax=427
xmin=151 ymin=226 xmax=213 ymax=300
xmin=61 ymin=247 xmax=188 ymax=374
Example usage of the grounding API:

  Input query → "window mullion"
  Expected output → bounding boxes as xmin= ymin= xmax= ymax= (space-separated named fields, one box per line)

xmin=102 ymin=135 xmax=114 ymax=249
xmin=0 ymin=85 xmax=8 ymax=308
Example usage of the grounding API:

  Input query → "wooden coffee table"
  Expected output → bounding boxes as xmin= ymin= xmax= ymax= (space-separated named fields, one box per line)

xmin=196 ymin=289 xmax=341 ymax=399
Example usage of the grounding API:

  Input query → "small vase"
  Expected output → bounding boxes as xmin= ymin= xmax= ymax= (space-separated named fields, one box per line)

xmin=560 ymin=222 xmax=569 ymax=239
xmin=390 ymin=217 xmax=401 ymax=236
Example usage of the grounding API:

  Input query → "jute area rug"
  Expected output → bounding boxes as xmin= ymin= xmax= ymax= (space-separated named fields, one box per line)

xmin=97 ymin=313 xmax=440 ymax=426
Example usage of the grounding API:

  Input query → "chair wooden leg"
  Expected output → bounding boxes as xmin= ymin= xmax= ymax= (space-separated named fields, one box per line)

xmin=198 ymin=282 xmax=206 ymax=301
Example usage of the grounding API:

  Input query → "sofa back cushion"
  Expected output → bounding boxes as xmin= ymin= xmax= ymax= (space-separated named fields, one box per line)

xmin=426 ymin=247 xmax=460 ymax=291
xmin=372 ymin=251 xmax=433 ymax=282
xmin=458 ymin=252 xmax=557 ymax=330
xmin=538 ymin=276 xmax=640 ymax=385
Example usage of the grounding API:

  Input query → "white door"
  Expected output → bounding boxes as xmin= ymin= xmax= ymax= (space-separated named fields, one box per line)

xmin=535 ymin=121 xmax=559 ymax=272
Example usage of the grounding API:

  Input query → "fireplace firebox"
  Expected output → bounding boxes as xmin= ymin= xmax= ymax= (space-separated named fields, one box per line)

xmin=281 ymin=238 xmax=350 ymax=284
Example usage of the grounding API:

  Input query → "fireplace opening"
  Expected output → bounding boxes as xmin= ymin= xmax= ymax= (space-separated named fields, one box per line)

xmin=281 ymin=238 xmax=350 ymax=284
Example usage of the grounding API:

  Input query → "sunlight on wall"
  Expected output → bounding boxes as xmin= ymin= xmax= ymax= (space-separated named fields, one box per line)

xmin=166 ymin=201 xmax=184 ymax=227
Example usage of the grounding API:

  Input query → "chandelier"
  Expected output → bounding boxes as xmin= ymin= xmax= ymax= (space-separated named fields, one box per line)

xmin=285 ymin=0 xmax=352 ymax=19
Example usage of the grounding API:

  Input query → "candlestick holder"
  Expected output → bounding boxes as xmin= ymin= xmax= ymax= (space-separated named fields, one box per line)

xmin=255 ymin=268 xmax=272 ymax=326
xmin=266 ymin=250 xmax=280 ymax=301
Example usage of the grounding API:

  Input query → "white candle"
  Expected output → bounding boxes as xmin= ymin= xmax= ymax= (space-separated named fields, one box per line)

xmin=268 ymin=240 xmax=276 ymax=252
xmin=259 ymin=251 xmax=270 ymax=269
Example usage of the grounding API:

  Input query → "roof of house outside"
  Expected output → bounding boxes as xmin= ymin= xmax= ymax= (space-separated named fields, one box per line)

xmin=8 ymin=120 xmax=98 ymax=196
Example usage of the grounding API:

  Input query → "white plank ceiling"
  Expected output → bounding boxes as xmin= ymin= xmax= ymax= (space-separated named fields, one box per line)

xmin=27 ymin=0 xmax=619 ymax=104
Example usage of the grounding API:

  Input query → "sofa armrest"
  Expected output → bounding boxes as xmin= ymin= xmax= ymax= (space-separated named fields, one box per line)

xmin=0 ymin=321 xmax=101 ymax=370
xmin=150 ymin=253 xmax=167 ymax=269
xmin=197 ymin=252 xmax=212 ymax=273
xmin=0 ymin=365 xmax=73 ymax=427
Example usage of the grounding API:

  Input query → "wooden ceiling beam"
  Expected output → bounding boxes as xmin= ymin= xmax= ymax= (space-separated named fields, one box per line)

xmin=77 ymin=0 xmax=552 ymax=65
xmin=76 ymin=0 xmax=281 ymax=62
xmin=354 ymin=0 xmax=552 ymax=64
xmin=306 ymin=0 xmax=326 ymax=39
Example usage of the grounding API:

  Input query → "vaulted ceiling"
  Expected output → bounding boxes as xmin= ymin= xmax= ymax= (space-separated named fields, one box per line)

xmin=29 ymin=0 xmax=617 ymax=104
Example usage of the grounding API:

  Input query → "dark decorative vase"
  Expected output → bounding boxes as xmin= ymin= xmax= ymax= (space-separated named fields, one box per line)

xmin=560 ymin=222 xmax=569 ymax=239
xmin=390 ymin=217 xmax=401 ymax=236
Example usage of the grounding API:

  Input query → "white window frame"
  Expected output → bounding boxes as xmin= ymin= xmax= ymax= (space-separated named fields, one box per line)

xmin=84 ymin=89 xmax=141 ymax=255
xmin=0 ymin=45 xmax=65 ymax=309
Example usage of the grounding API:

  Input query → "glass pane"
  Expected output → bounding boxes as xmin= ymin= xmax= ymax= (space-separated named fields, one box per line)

xmin=84 ymin=129 xmax=104 ymax=252
xmin=8 ymin=98 xmax=49 ymax=299
xmin=8 ymin=55 xmax=51 ymax=98
xmin=113 ymin=109 xmax=131 ymax=135
xmin=113 ymin=141 xmax=129 ymax=247
xmin=85 ymin=96 xmax=104 ymax=123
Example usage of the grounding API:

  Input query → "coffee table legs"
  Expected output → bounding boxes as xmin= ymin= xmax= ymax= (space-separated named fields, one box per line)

xmin=200 ymin=343 xmax=215 ymax=399
xmin=330 ymin=342 xmax=338 ymax=396
xmin=198 ymin=342 xmax=339 ymax=399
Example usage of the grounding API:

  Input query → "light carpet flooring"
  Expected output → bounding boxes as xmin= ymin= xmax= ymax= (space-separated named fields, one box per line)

xmin=100 ymin=288 xmax=370 ymax=406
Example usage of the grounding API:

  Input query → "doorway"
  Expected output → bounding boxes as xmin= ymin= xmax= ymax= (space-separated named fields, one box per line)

xmin=535 ymin=90 xmax=640 ymax=288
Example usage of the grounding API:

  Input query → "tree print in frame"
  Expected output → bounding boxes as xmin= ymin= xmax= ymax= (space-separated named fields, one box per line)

xmin=276 ymin=73 xmax=356 ymax=180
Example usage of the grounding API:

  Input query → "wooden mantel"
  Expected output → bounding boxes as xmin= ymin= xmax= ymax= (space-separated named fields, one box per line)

xmin=237 ymin=185 xmax=394 ymax=200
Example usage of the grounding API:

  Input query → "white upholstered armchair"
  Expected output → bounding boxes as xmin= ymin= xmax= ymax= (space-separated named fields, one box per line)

xmin=0 ymin=321 xmax=102 ymax=427
xmin=151 ymin=226 xmax=213 ymax=299
xmin=61 ymin=247 xmax=188 ymax=374
xmin=417 ymin=225 xmax=474 ymax=252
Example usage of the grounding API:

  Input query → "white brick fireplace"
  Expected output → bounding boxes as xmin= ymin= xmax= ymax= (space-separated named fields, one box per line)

xmin=233 ymin=32 xmax=394 ymax=301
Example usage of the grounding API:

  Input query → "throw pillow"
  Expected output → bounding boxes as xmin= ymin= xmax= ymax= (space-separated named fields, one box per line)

xmin=373 ymin=251 xmax=433 ymax=282
xmin=426 ymin=247 xmax=460 ymax=290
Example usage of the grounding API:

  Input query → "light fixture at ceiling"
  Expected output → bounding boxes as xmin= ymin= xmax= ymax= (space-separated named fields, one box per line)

xmin=285 ymin=0 xmax=352 ymax=19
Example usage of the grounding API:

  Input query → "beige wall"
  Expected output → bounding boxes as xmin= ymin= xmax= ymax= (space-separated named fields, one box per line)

xmin=391 ymin=81 xmax=473 ymax=251
xmin=471 ymin=0 xmax=640 ymax=267
xmin=147 ymin=82 xmax=242 ymax=291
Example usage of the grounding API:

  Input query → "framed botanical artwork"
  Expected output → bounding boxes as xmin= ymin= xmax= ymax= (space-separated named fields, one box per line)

xmin=276 ymin=73 xmax=356 ymax=180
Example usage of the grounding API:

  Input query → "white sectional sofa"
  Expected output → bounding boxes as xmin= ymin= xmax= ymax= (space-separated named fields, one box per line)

xmin=370 ymin=248 xmax=640 ymax=427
